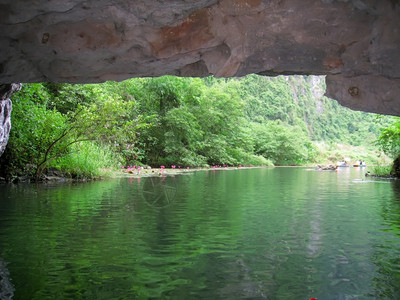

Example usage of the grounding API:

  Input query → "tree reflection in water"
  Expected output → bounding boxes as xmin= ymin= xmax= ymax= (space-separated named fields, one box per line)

xmin=371 ymin=180 xmax=400 ymax=298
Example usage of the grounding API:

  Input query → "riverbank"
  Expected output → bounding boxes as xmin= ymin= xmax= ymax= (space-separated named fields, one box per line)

xmin=1 ymin=162 xmax=395 ymax=184
xmin=117 ymin=165 xmax=269 ymax=178
xmin=0 ymin=165 xmax=270 ymax=183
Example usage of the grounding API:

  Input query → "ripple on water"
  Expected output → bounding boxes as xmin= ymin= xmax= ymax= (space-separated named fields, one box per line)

xmin=0 ymin=168 xmax=399 ymax=299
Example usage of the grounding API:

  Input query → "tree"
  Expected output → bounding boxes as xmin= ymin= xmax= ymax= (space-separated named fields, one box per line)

xmin=376 ymin=118 xmax=400 ymax=177
xmin=252 ymin=121 xmax=315 ymax=165
xmin=0 ymin=84 xmax=68 ymax=178
xmin=1 ymin=83 xmax=149 ymax=180
xmin=376 ymin=119 xmax=400 ymax=159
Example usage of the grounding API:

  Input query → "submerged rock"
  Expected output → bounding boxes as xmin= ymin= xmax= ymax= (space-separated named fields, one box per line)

xmin=316 ymin=164 xmax=337 ymax=171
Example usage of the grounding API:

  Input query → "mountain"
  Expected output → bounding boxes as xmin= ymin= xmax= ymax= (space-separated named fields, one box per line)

xmin=235 ymin=74 xmax=394 ymax=146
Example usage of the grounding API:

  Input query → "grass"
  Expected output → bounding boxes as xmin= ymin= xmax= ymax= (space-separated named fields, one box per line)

xmin=49 ymin=141 xmax=122 ymax=179
xmin=367 ymin=165 xmax=393 ymax=178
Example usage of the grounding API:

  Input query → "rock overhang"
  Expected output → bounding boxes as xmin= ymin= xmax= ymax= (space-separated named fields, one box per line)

xmin=0 ymin=0 xmax=399 ymax=115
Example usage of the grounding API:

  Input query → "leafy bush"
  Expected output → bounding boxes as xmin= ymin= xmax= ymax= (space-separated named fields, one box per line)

xmin=368 ymin=165 xmax=392 ymax=178
xmin=376 ymin=119 xmax=400 ymax=159
xmin=0 ymin=84 xmax=69 ymax=177
xmin=1 ymin=83 xmax=148 ymax=179
xmin=251 ymin=121 xmax=314 ymax=165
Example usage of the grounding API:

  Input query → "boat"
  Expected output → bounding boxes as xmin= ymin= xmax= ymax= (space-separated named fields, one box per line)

xmin=336 ymin=161 xmax=350 ymax=167
xmin=353 ymin=161 xmax=367 ymax=167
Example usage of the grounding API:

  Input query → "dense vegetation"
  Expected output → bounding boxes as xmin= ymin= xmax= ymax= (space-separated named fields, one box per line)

xmin=375 ymin=119 xmax=400 ymax=177
xmin=0 ymin=75 xmax=396 ymax=181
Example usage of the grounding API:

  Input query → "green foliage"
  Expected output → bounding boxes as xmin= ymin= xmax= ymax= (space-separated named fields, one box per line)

xmin=1 ymin=83 xmax=148 ymax=180
xmin=131 ymin=77 xmax=255 ymax=166
xmin=49 ymin=141 xmax=121 ymax=178
xmin=376 ymin=118 xmax=400 ymax=159
xmin=238 ymin=75 xmax=295 ymax=123
xmin=251 ymin=121 xmax=316 ymax=165
xmin=0 ymin=84 xmax=69 ymax=177
xmin=43 ymin=83 xmax=98 ymax=113
xmin=375 ymin=117 xmax=400 ymax=177
xmin=2 ymin=74 xmax=394 ymax=180
xmin=368 ymin=165 xmax=393 ymax=178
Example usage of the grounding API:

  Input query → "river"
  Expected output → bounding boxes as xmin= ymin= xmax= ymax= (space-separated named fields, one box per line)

xmin=0 ymin=167 xmax=400 ymax=299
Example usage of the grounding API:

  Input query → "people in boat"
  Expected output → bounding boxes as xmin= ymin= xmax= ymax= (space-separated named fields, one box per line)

xmin=354 ymin=160 xmax=366 ymax=167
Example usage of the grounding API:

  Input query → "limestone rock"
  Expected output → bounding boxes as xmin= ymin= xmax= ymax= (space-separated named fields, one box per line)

xmin=0 ymin=0 xmax=399 ymax=115
xmin=0 ymin=84 xmax=21 ymax=156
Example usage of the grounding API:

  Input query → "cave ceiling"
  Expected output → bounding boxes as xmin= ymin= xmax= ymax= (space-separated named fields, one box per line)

xmin=1 ymin=0 xmax=400 ymax=115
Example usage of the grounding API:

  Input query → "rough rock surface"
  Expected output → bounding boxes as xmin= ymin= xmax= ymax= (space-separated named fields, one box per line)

xmin=0 ymin=0 xmax=399 ymax=115
xmin=0 ymin=84 xmax=21 ymax=156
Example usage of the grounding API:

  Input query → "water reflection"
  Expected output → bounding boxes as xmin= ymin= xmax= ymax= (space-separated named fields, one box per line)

xmin=0 ymin=168 xmax=400 ymax=299
xmin=370 ymin=180 xmax=400 ymax=299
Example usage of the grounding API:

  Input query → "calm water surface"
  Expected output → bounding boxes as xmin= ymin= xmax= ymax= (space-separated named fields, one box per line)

xmin=1 ymin=167 xmax=400 ymax=299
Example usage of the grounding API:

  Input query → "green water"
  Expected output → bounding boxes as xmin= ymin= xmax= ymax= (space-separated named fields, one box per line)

xmin=0 ymin=167 xmax=400 ymax=299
